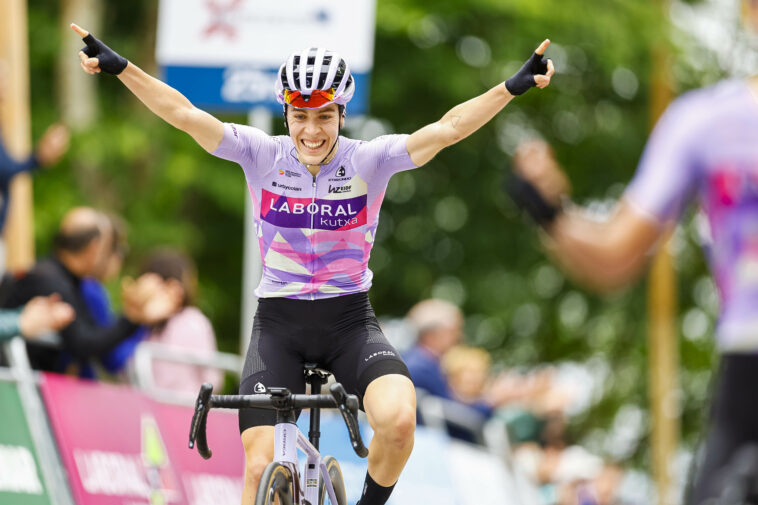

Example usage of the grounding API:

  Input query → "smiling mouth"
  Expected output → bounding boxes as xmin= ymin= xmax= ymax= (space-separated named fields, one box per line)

xmin=302 ymin=139 xmax=326 ymax=150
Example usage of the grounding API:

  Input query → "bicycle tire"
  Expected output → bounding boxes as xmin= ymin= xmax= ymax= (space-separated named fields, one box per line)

xmin=318 ymin=456 xmax=346 ymax=505
xmin=255 ymin=462 xmax=295 ymax=505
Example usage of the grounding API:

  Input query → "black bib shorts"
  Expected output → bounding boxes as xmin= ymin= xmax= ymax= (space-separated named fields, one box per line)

xmin=238 ymin=292 xmax=410 ymax=433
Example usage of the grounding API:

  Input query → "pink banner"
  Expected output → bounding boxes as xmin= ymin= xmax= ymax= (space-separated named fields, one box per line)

xmin=40 ymin=373 xmax=184 ymax=505
xmin=152 ymin=402 xmax=244 ymax=505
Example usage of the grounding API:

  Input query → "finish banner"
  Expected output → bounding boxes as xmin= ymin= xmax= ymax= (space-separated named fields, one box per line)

xmin=0 ymin=380 xmax=51 ymax=505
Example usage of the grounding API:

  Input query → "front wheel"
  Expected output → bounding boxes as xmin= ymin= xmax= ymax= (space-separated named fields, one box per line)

xmin=318 ymin=456 xmax=346 ymax=505
xmin=255 ymin=462 xmax=295 ymax=505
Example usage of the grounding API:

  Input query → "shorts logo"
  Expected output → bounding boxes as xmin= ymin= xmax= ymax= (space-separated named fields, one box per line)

xmin=336 ymin=166 xmax=346 ymax=177
xmin=364 ymin=350 xmax=396 ymax=362
xmin=254 ymin=382 xmax=266 ymax=394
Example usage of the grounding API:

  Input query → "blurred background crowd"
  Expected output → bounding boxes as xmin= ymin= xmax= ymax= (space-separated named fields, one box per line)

xmin=2 ymin=0 xmax=753 ymax=504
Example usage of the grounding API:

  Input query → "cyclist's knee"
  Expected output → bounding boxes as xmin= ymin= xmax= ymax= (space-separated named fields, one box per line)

xmin=244 ymin=455 xmax=269 ymax=486
xmin=374 ymin=403 xmax=416 ymax=449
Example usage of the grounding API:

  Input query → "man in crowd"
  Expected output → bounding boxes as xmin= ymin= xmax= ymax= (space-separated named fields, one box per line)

xmin=4 ymin=206 xmax=173 ymax=373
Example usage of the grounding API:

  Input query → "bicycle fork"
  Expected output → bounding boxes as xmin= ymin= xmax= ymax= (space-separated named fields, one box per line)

xmin=275 ymin=422 xmax=339 ymax=505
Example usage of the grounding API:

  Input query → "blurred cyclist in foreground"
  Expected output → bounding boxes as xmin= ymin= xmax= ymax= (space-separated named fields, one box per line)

xmin=507 ymin=2 xmax=758 ymax=502
xmin=70 ymin=22 xmax=553 ymax=505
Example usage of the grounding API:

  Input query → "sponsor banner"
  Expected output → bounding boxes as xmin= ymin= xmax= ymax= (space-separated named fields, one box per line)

xmin=261 ymin=188 xmax=367 ymax=231
xmin=39 ymin=373 xmax=185 ymax=505
xmin=0 ymin=380 xmax=51 ymax=505
xmin=151 ymin=402 xmax=244 ymax=505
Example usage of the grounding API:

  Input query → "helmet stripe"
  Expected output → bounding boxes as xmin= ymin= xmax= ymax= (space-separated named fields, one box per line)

xmin=298 ymin=47 xmax=311 ymax=96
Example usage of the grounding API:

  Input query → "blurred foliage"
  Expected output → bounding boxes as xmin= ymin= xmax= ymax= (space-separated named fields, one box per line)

xmin=22 ymin=0 xmax=725 ymax=468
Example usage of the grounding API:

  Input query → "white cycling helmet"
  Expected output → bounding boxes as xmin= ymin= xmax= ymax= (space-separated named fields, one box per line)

xmin=275 ymin=47 xmax=355 ymax=109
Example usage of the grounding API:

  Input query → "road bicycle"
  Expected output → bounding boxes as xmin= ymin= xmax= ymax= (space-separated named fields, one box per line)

xmin=189 ymin=363 xmax=369 ymax=505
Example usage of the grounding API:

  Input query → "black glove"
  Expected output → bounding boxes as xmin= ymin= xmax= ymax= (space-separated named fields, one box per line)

xmin=503 ymin=171 xmax=560 ymax=228
xmin=80 ymin=33 xmax=128 ymax=75
xmin=505 ymin=52 xmax=551 ymax=96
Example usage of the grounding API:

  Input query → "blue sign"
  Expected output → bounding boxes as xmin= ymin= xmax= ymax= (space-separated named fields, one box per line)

xmin=161 ymin=66 xmax=371 ymax=115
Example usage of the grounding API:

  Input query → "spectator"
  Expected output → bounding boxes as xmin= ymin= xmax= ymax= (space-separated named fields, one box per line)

xmin=403 ymin=298 xmax=464 ymax=399
xmin=0 ymin=294 xmax=74 ymax=342
xmin=3 ymin=206 xmax=172 ymax=373
xmin=0 ymin=60 xmax=69 ymax=271
xmin=60 ymin=212 xmax=146 ymax=378
xmin=442 ymin=345 xmax=525 ymax=409
xmin=130 ymin=248 xmax=222 ymax=395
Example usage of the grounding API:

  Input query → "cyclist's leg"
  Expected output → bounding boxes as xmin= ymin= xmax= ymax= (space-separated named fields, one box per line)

xmin=240 ymin=427 xmax=275 ymax=505
xmin=238 ymin=300 xmax=307 ymax=504
xmin=324 ymin=293 xmax=416 ymax=505
xmin=688 ymin=354 xmax=758 ymax=505
xmin=362 ymin=374 xmax=417 ymax=484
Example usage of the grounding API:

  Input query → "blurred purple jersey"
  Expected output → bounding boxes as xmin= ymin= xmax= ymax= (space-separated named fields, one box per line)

xmin=625 ymin=80 xmax=758 ymax=351
xmin=213 ymin=124 xmax=416 ymax=300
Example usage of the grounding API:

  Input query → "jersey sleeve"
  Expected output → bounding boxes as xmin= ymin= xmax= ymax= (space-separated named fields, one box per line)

xmin=624 ymin=95 xmax=703 ymax=225
xmin=353 ymin=134 xmax=418 ymax=181
xmin=211 ymin=123 xmax=279 ymax=181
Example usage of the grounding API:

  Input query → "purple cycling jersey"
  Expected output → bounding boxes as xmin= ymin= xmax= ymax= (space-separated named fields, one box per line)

xmin=212 ymin=124 xmax=417 ymax=300
xmin=625 ymin=80 xmax=758 ymax=351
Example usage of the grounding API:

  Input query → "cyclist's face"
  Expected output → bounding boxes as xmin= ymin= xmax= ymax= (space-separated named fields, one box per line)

xmin=288 ymin=104 xmax=343 ymax=164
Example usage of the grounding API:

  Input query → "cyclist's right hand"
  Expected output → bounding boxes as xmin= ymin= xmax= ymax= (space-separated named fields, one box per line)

xmin=71 ymin=23 xmax=128 ymax=75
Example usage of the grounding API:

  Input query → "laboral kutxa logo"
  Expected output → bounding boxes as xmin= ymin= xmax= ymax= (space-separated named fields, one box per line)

xmin=72 ymin=415 xmax=180 ymax=504
xmin=260 ymin=189 xmax=367 ymax=231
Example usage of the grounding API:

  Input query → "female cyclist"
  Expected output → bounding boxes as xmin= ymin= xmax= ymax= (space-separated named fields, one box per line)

xmin=71 ymin=23 xmax=553 ymax=505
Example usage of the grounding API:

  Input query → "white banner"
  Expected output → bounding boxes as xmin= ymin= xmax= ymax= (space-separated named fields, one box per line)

xmin=156 ymin=0 xmax=376 ymax=71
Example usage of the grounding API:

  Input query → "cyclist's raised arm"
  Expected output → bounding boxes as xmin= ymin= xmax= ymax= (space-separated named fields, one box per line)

xmin=406 ymin=39 xmax=554 ymax=167
xmin=510 ymin=139 xmax=668 ymax=293
xmin=71 ymin=23 xmax=224 ymax=153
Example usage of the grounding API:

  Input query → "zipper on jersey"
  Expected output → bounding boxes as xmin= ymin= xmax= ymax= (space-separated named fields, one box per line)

xmin=310 ymin=175 xmax=317 ymax=301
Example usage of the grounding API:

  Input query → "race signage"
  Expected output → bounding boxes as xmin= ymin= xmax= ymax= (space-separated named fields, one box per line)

xmin=152 ymin=402 xmax=244 ymax=505
xmin=156 ymin=0 xmax=377 ymax=114
xmin=0 ymin=381 xmax=51 ymax=505
xmin=40 ymin=373 xmax=184 ymax=505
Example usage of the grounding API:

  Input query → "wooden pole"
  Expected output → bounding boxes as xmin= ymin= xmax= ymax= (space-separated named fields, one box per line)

xmin=647 ymin=29 xmax=679 ymax=505
xmin=59 ymin=0 xmax=100 ymax=128
xmin=0 ymin=0 xmax=34 ymax=272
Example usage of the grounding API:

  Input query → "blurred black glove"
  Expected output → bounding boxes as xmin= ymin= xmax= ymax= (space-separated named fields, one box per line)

xmin=503 ymin=171 xmax=560 ymax=228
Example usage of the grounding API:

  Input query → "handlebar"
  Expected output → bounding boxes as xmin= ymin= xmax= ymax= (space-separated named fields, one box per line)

xmin=188 ymin=383 xmax=213 ymax=459
xmin=188 ymin=382 xmax=369 ymax=460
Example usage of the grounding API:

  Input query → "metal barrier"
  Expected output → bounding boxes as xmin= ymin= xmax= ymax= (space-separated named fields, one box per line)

xmin=129 ymin=340 xmax=244 ymax=405
xmin=0 ymin=336 xmax=75 ymax=505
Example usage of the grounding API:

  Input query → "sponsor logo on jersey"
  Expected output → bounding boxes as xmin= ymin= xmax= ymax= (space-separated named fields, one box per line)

xmin=254 ymin=382 xmax=266 ymax=394
xmin=272 ymin=181 xmax=302 ymax=192
xmin=328 ymin=184 xmax=352 ymax=194
xmin=336 ymin=166 xmax=346 ymax=177
xmin=278 ymin=168 xmax=302 ymax=178
xmin=261 ymin=189 xmax=367 ymax=231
